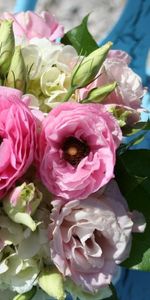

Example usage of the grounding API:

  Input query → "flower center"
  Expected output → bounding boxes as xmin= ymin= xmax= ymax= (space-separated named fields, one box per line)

xmin=62 ymin=136 xmax=90 ymax=166
xmin=0 ymin=137 xmax=3 ymax=145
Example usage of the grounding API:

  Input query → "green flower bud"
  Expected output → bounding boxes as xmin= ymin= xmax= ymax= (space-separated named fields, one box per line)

xmin=81 ymin=82 xmax=117 ymax=103
xmin=0 ymin=20 xmax=15 ymax=76
xmin=38 ymin=267 xmax=65 ymax=300
xmin=5 ymin=46 xmax=27 ymax=92
xmin=3 ymin=182 xmax=42 ymax=231
xmin=13 ymin=287 xmax=36 ymax=300
xmin=71 ymin=42 xmax=112 ymax=89
xmin=63 ymin=42 xmax=112 ymax=101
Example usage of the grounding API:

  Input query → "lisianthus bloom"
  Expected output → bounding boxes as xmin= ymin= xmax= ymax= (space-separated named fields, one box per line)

xmin=21 ymin=39 xmax=78 ymax=111
xmin=2 ymin=11 xmax=64 ymax=42
xmin=0 ymin=87 xmax=36 ymax=198
xmin=79 ymin=50 xmax=145 ymax=109
xmin=38 ymin=102 xmax=122 ymax=199
xmin=49 ymin=180 xmax=146 ymax=292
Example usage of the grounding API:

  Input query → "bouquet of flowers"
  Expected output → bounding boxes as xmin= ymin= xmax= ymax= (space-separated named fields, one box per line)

xmin=0 ymin=11 xmax=149 ymax=300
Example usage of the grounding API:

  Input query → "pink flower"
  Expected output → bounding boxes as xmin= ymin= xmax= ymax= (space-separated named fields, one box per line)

xmin=3 ymin=11 xmax=64 ymax=42
xmin=0 ymin=87 xmax=36 ymax=198
xmin=38 ymin=102 xmax=122 ymax=200
xmin=49 ymin=180 xmax=146 ymax=292
xmin=79 ymin=50 xmax=145 ymax=109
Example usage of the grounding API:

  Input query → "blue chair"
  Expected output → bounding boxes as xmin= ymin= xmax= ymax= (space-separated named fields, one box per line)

xmin=99 ymin=1 xmax=150 ymax=299
xmin=13 ymin=1 xmax=150 ymax=299
xmin=14 ymin=0 xmax=37 ymax=12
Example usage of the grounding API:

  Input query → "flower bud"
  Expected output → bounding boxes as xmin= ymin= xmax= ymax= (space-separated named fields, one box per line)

xmin=5 ymin=46 xmax=27 ymax=92
xmin=0 ymin=20 xmax=15 ymax=76
xmin=38 ymin=267 xmax=65 ymax=300
xmin=3 ymin=183 xmax=42 ymax=231
xmin=81 ymin=82 xmax=117 ymax=103
xmin=71 ymin=42 xmax=112 ymax=89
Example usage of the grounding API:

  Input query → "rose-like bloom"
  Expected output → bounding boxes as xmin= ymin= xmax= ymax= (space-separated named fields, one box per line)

xmin=79 ymin=50 xmax=145 ymax=109
xmin=38 ymin=102 xmax=122 ymax=200
xmin=0 ymin=87 xmax=36 ymax=198
xmin=2 ymin=11 xmax=64 ymax=42
xmin=49 ymin=180 xmax=146 ymax=292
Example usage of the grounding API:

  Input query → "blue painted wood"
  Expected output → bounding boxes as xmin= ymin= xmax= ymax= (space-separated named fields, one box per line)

xmin=115 ymin=268 xmax=150 ymax=300
xmin=14 ymin=0 xmax=37 ymax=13
xmin=98 ymin=1 xmax=150 ymax=299
xmin=99 ymin=0 xmax=150 ymax=88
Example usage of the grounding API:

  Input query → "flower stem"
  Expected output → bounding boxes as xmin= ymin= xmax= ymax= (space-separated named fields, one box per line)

xmin=63 ymin=87 xmax=75 ymax=102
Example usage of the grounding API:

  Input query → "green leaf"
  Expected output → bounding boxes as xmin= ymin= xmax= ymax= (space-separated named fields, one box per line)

xmin=122 ymin=120 xmax=150 ymax=136
xmin=61 ymin=15 xmax=98 ymax=55
xmin=134 ymin=249 xmax=150 ymax=271
xmin=115 ymin=150 xmax=150 ymax=269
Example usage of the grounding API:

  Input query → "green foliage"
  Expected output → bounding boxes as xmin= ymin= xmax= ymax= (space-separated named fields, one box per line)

xmin=115 ymin=149 xmax=150 ymax=269
xmin=61 ymin=15 xmax=98 ymax=55
xmin=122 ymin=120 xmax=150 ymax=136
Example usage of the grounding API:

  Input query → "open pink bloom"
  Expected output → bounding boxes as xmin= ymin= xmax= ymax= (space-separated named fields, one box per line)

xmin=3 ymin=11 xmax=64 ymax=41
xmin=0 ymin=87 xmax=36 ymax=198
xmin=38 ymin=102 xmax=122 ymax=200
xmin=79 ymin=50 xmax=145 ymax=109
xmin=49 ymin=180 xmax=146 ymax=292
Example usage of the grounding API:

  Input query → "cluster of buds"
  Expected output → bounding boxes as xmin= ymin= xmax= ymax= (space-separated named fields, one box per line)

xmin=0 ymin=20 xmax=27 ymax=92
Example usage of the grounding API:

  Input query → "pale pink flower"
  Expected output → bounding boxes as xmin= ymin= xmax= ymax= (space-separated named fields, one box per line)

xmin=79 ymin=50 xmax=145 ymax=109
xmin=49 ymin=180 xmax=146 ymax=292
xmin=0 ymin=87 xmax=36 ymax=198
xmin=3 ymin=11 xmax=64 ymax=42
xmin=38 ymin=102 xmax=122 ymax=200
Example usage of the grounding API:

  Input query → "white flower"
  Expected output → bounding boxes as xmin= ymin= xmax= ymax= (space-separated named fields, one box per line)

xmin=0 ymin=288 xmax=16 ymax=299
xmin=21 ymin=38 xmax=78 ymax=111
xmin=0 ymin=215 xmax=23 ymax=250
xmin=0 ymin=252 xmax=39 ymax=294
xmin=0 ymin=188 xmax=51 ymax=294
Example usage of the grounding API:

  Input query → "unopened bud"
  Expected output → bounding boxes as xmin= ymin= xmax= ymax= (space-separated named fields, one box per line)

xmin=0 ymin=20 xmax=15 ymax=76
xmin=38 ymin=267 xmax=65 ymax=300
xmin=5 ymin=46 xmax=27 ymax=92
xmin=81 ymin=82 xmax=117 ymax=103
xmin=3 ymin=182 xmax=42 ymax=231
xmin=71 ymin=42 xmax=112 ymax=89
